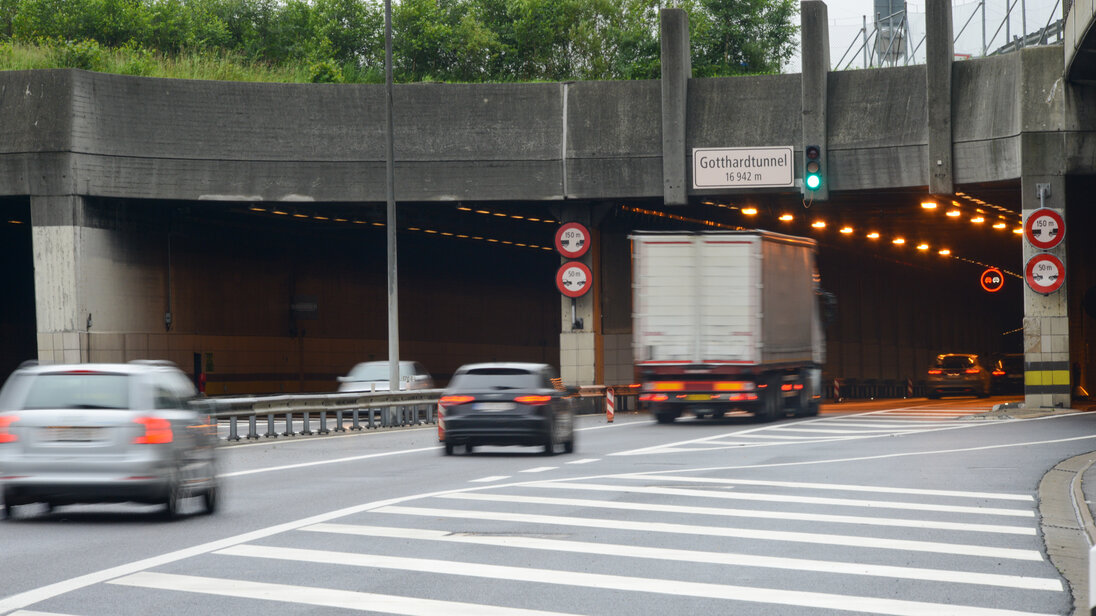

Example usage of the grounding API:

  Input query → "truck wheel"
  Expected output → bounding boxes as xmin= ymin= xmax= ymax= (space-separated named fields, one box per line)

xmin=654 ymin=406 xmax=679 ymax=424
xmin=756 ymin=378 xmax=781 ymax=422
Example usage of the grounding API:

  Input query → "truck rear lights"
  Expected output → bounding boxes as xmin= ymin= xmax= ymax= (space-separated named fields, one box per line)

xmin=133 ymin=417 xmax=173 ymax=444
xmin=713 ymin=381 xmax=753 ymax=391
xmin=439 ymin=395 xmax=474 ymax=407
xmin=639 ymin=394 xmax=669 ymax=402
xmin=0 ymin=416 xmax=19 ymax=443
xmin=651 ymin=382 xmax=685 ymax=391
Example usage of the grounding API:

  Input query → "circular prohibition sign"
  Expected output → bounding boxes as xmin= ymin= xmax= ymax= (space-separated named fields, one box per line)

xmin=556 ymin=262 xmax=592 ymax=298
xmin=555 ymin=222 xmax=591 ymax=259
xmin=980 ymin=267 xmax=1005 ymax=293
xmin=1025 ymin=253 xmax=1065 ymax=295
xmin=1024 ymin=208 xmax=1065 ymax=250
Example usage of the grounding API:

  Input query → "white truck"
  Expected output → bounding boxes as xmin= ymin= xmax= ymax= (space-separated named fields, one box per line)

xmin=632 ymin=230 xmax=828 ymax=423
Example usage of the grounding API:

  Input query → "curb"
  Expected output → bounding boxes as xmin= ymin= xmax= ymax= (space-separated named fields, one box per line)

xmin=1040 ymin=451 xmax=1096 ymax=616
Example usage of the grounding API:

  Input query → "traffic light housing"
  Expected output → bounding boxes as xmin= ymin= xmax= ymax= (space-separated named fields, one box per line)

xmin=804 ymin=145 xmax=823 ymax=191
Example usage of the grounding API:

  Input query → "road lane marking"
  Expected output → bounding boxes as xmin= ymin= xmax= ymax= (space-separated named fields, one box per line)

xmin=374 ymin=505 xmax=1043 ymax=560
xmin=220 ymin=446 xmax=438 ymax=478
xmin=607 ymin=475 xmax=1035 ymax=501
xmin=110 ymin=571 xmax=578 ymax=616
xmin=528 ymin=481 xmax=1035 ymax=517
xmin=303 ymin=523 xmax=1061 ymax=591
xmin=211 ymin=544 xmax=1056 ymax=616
xmin=565 ymin=458 xmax=599 ymax=464
xmin=469 ymin=476 xmax=510 ymax=483
xmin=439 ymin=492 xmax=1036 ymax=535
xmin=519 ymin=467 xmax=557 ymax=473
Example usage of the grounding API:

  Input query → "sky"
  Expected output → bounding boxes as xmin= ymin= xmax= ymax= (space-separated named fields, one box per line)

xmin=783 ymin=0 xmax=1065 ymax=72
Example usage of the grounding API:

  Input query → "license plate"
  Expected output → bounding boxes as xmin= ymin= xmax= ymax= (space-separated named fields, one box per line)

xmin=43 ymin=427 xmax=103 ymax=442
xmin=477 ymin=403 xmax=516 ymax=412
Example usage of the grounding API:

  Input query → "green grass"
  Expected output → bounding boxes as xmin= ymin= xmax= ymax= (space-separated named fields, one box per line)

xmin=0 ymin=40 xmax=322 ymax=83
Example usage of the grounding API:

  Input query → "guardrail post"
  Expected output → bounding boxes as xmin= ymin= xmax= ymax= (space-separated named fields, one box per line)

xmin=265 ymin=413 xmax=278 ymax=438
xmin=282 ymin=411 xmax=296 ymax=437
xmin=318 ymin=410 xmax=330 ymax=435
xmin=334 ymin=410 xmax=347 ymax=432
xmin=300 ymin=411 xmax=313 ymax=436
xmin=350 ymin=409 xmax=362 ymax=430
xmin=368 ymin=408 xmax=377 ymax=429
xmin=247 ymin=414 xmax=259 ymax=439
xmin=227 ymin=416 xmax=241 ymax=441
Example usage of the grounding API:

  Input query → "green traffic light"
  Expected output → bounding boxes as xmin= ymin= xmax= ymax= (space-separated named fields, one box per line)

xmin=806 ymin=174 xmax=821 ymax=190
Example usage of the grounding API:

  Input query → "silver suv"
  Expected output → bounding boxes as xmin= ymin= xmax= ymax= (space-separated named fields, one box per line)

xmin=0 ymin=360 xmax=219 ymax=520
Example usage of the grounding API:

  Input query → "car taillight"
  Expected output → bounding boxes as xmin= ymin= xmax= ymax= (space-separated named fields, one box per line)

xmin=992 ymin=369 xmax=1005 ymax=376
xmin=515 ymin=395 xmax=552 ymax=404
xmin=964 ymin=368 xmax=981 ymax=374
xmin=133 ymin=417 xmax=173 ymax=444
xmin=0 ymin=416 xmax=19 ymax=443
xmin=927 ymin=369 xmax=943 ymax=375
xmin=439 ymin=395 xmax=474 ymax=408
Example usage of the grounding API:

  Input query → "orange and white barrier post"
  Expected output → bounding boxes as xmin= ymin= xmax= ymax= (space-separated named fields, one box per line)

xmin=605 ymin=387 xmax=615 ymax=423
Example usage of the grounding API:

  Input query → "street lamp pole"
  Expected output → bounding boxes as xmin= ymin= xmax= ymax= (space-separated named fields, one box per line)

xmin=384 ymin=0 xmax=400 ymax=410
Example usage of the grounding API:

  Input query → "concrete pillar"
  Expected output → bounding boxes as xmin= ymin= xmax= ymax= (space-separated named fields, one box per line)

xmin=926 ymin=0 xmax=954 ymax=195
xmin=661 ymin=8 xmax=690 ymax=206
xmin=1021 ymin=140 xmax=1070 ymax=408
xmin=30 ymin=195 xmax=89 ymax=364
xmin=800 ymin=0 xmax=829 ymax=201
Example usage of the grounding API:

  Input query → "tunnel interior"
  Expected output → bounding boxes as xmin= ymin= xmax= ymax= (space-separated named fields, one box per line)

xmin=0 ymin=198 xmax=36 ymax=380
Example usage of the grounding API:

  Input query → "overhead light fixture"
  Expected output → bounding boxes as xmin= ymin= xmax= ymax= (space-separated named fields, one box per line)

xmin=779 ymin=214 xmax=794 ymax=221
xmin=993 ymin=222 xmax=1007 ymax=229
xmin=921 ymin=201 xmax=938 ymax=209
xmin=916 ymin=243 xmax=929 ymax=250
xmin=892 ymin=237 xmax=906 ymax=245
xmin=811 ymin=220 xmax=826 ymax=229
xmin=742 ymin=207 xmax=758 ymax=215
xmin=866 ymin=231 xmax=880 ymax=239
xmin=1013 ymin=227 xmax=1023 ymax=234
xmin=946 ymin=210 xmax=961 ymax=217
xmin=971 ymin=216 xmax=985 ymax=223
xmin=839 ymin=226 xmax=853 ymax=234
xmin=938 ymin=248 xmax=951 ymax=255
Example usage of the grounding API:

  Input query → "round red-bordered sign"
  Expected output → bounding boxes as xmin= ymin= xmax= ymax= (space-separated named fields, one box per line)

xmin=555 ymin=222 xmax=591 ymax=258
xmin=1024 ymin=208 xmax=1064 ymax=250
xmin=980 ymin=267 xmax=1004 ymax=293
xmin=1025 ymin=254 xmax=1065 ymax=294
xmin=556 ymin=262 xmax=592 ymax=298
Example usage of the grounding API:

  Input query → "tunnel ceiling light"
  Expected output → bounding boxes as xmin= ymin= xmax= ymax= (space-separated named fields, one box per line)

xmin=938 ymin=248 xmax=951 ymax=255
xmin=742 ymin=207 xmax=758 ymax=215
xmin=971 ymin=216 xmax=985 ymax=223
xmin=946 ymin=210 xmax=961 ymax=217
xmin=866 ymin=231 xmax=880 ymax=239
xmin=993 ymin=222 xmax=1007 ymax=229
xmin=1013 ymin=227 xmax=1023 ymax=234
xmin=272 ymin=209 xmax=288 ymax=215
xmin=779 ymin=214 xmax=794 ymax=221
xmin=334 ymin=217 xmax=348 ymax=222
xmin=839 ymin=226 xmax=853 ymax=234
xmin=457 ymin=206 xmax=472 ymax=212
xmin=921 ymin=201 xmax=938 ymax=209
xmin=892 ymin=237 xmax=906 ymax=245
xmin=916 ymin=243 xmax=929 ymax=250
xmin=249 ymin=206 xmax=266 ymax=212
xmin=811 ymin=220 xmax=826 ymax=228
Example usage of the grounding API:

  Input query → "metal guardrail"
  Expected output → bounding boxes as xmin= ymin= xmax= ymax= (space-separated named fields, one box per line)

xmin=205 ymin=389 xmax=444 ymax=441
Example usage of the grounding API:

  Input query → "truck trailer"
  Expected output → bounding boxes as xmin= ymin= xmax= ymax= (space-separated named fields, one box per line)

xmin=632 ymin=230 xmax=828 ymax=423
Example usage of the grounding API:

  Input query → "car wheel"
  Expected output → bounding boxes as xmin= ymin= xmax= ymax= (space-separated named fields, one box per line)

xmin=563 ymin=431 xmax=575 ymax=454
xmin=465 ymin=444 xmax=475 ymax=454
xmin=2 ymin=500 xmax=14 ymax=520
xmin=443 ymin=442 xmax=454 ymax=456
xmin=202 ymin=485 xmax=218 ymax=515
xmin=161 ymin=478 xmax=182 ymax=520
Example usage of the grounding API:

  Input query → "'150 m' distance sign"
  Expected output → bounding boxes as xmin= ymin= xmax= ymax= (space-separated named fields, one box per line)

xmin=692 ymin=146 xmax=794 ymax=189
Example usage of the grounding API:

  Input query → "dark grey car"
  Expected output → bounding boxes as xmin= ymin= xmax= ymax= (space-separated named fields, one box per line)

xmin=0 ymin=360 xmax=219 ymax=519
xmin=438 ymin=362 xmax=575 ymax=456
xmin=926 ymin=353 xmax=992 ymax=399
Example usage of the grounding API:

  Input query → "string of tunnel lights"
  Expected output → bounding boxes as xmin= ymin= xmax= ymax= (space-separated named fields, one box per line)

xmin=244 ymin=204 xmax=557 ymax=252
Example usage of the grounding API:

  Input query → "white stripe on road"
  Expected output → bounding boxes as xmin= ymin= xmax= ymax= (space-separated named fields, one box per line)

xmin=303 ymin=523 xmax=1060 ymax=590
xmin=565 ymin=458 xmax=600 ymax=464
xmin=220 ymin=446 xmax=439 ymax=478
xmin=439 ymin=492 xmax=1036 ymax=535
xmin=211 ymin=544 xmax=1056 ymax=616
xmin=110 ymin=571 xmax=578 ymax=616
xmin=374 ymin=505 xmax=1043 ymax=560
xmin=469 ymin=476 xmax=511 ymax=483
xmin=529 ymin=481 xmax=1035 ymax=517
xmin=609 ymin=474 xmax=1035 ymax=501
xmin=519 ymin=467 xmax=558 ymax=473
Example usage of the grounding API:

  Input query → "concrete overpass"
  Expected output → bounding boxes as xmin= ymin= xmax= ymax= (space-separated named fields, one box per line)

xmin=0 ymin=0 xmax=1092 ymax=408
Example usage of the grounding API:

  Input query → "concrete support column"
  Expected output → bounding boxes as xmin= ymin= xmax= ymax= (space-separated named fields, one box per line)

xmin=558 ymin=206 xmax=598 ymax=386
xmin=1021 ymin=173 xmax=1071 ymax=408
xmin=660 ymin=8 xmax=690 ymax=206
xmin=926 ymin=0 xmax=954 ymax=195
xmin=800 ymin=0 xmax=829 ymax=201
xmin=30 ymin=195 xmax=88 ymax=364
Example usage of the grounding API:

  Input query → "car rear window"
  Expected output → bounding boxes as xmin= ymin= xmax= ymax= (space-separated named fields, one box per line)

xmin=19 ymin=373 xmax=130 ymax=410
xmin=937 ymin=356 xmax=974 ymax=369
xmin=449 ymin=368 xmax=548 ymax=391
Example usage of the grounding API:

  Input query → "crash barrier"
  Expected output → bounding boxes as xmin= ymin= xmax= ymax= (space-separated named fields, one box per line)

xmin=824 ymin=379 xmax=927 ymax=401
xmin=576 ymin=385 xmax=639 ymax=416
xmin=207 ymin=390 xmax=444 ymax=441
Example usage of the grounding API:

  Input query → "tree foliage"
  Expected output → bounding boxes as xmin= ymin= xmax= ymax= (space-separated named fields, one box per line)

xmin=0 ymin=0 xmax=798 ymax=82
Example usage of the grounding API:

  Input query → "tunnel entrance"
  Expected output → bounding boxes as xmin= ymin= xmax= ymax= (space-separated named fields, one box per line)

xmin=0 ymin=198 xmax=36 ymax=381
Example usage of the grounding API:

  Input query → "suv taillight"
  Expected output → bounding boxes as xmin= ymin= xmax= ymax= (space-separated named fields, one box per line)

xmin=439 ymin=395 xmax=474 ymax=408
xmin=964 ymin=368 xmax=981 ymax=374
xmin=515 ymin=395 xmax=552 ymax=404
xmin=133 ymin=417 xmax=173 ymax=444
xmin=927 ymin=369 xmax=943 ymax=375
xmin=0 ymin=416 xmax=19 ymax=443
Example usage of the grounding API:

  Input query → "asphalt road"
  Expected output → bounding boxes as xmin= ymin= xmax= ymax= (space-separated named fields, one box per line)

xmin=2 ymin=395 xmax=1093 ymax=616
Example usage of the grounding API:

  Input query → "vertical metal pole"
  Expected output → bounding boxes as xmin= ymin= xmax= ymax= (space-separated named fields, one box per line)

xmin=862 ymin=16 xmax=869 ymax=68
xmin=1020 ymin=0 xmax=1026 ymax=47
xmin=982 ymin=0 xmax=987 ymax=55
xmin=1004 ymin=0 xmax=1010 ymax=44
xmin=385 ymin=0 xmax=400 ymax=429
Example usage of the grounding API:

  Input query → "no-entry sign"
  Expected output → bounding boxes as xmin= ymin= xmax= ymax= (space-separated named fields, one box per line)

xmin=1024 ymin=208 xmax=1065 ymax=250
xmin=1025 ymin=254 xmax=1065 ymax=295
xmin=980 ymin=267 xmax=1004 ymax=293
xmin=555 ymin=222 xmax=591 ymax=258
xmin=556 ymin=262 xmax=592 ymax=298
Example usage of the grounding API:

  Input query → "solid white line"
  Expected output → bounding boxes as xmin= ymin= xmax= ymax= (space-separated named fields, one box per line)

xmin=607 ymin=475 xmax=1035 ymax=501
xmin=303 ymin=523 xmax=1060 ymax=590
xmin=374 ymin=505 xmax=1043 ymax=560
xmin=565 ymin=458 xmax=599 ymax=464
xmin=213 ymin=544 xmax=1055 ymax=616
xmin=469 ymin=476 xmax=510 ymax=483
xmin=519 ymin=467 xmax=558 ymax=473
xmin=8 ymin=612 xmax=80 ymax=616
xmin=440 ymin=492 xmax=1035 ymax=535
xmin=529 ymin=481 xmax=1035 ymax=517
xmin=765 ymin=427 xmax=930 ymax=434
xmin=110 ymin=571 xmax=578 ymax=616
